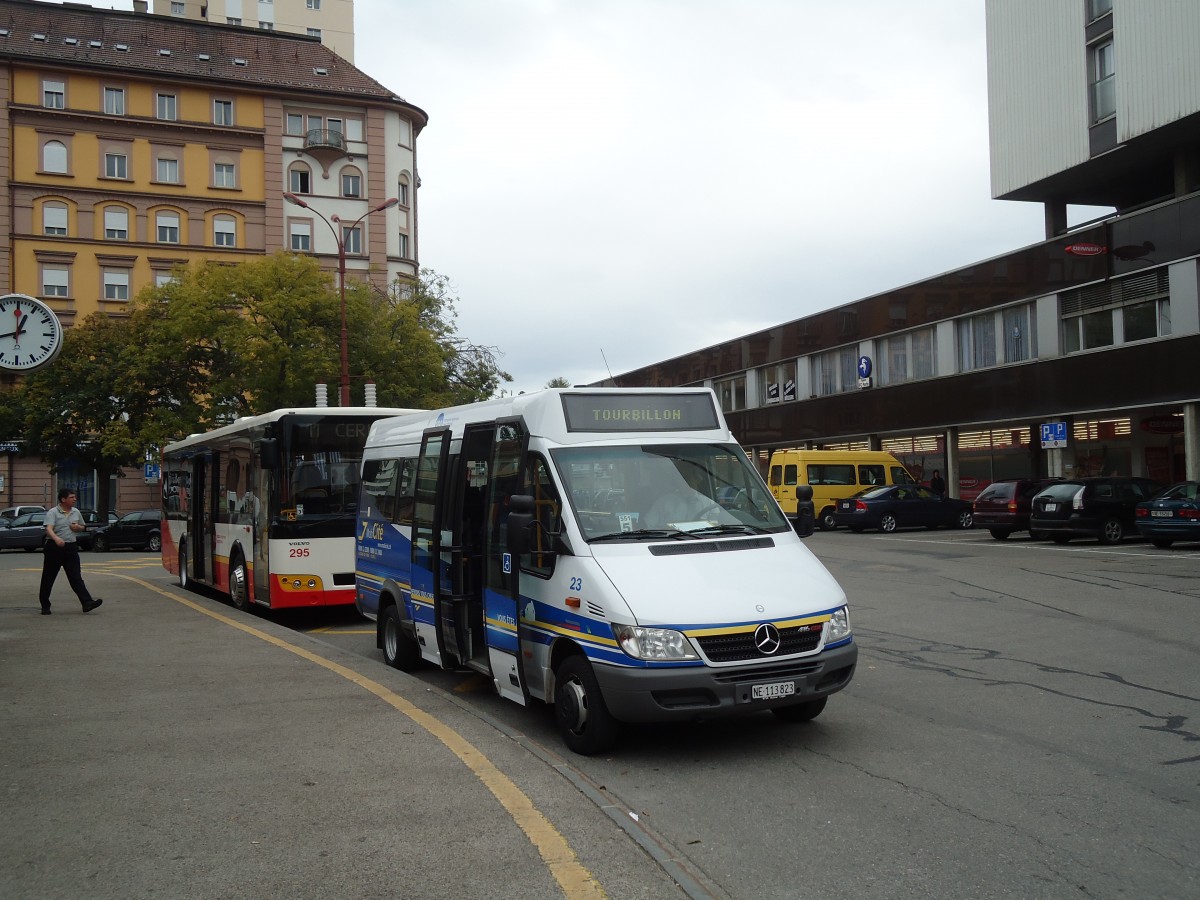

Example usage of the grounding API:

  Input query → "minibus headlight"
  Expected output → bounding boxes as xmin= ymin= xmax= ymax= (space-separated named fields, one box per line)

xmin=612 ymin=624 xmax=699 ymax=661
xmin=827 ymin=606 xmax=852 ymax=642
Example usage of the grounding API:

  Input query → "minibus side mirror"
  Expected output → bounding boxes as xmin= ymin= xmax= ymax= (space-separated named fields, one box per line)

xmin=256 ymin=438 xmax=279 ymax=470
xmin=793 ymin=484 xmax=815 ymax=538
xmin=507 ymin=494 xmax=535 ymax=557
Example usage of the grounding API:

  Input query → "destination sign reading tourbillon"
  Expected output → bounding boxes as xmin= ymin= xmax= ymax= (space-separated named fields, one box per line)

xmin=561 ymin=393 xmax=721 ymax=433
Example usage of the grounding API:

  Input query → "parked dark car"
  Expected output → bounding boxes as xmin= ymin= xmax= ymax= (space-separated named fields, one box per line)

xmin=1 ymin=505 xmax=45 ymax=520
xmin=834 ymin=484 xmax=974 ymax=533
xmin=1029 ymin=477 xmax=1164 ymax=544
xmin=76 ymin=509 xmax=118 ymax=551
xmin=0 ymin=510 xmax=48 ymax=551
xmin=1134 ymin=481 xmax=1200 ymax=548
xmin=91 ymin=509 xmax=162 ymax=552
xmin=972 ymin=478 xmax=1060 ymax=540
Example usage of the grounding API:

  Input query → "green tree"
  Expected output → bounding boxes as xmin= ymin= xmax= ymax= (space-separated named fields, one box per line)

xmin=545 ymin=377 xmax=571 ymax=389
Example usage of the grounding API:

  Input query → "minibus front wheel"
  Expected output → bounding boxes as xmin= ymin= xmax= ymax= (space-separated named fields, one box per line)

xmin=554 ymin=655 xmax=619 ymax=755
xmin=380 ymin=602 xmax=421 ymax=672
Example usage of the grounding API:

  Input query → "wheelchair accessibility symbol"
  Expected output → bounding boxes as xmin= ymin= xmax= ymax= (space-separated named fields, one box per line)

xmin=502 ymin=552 xmax=512 ymax=575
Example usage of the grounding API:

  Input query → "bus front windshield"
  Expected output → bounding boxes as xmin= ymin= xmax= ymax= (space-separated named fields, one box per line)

xmin=281 ymin=418 xmax=369 ymax=520
xmin=552 ymin=443 xmax=791 ymax=541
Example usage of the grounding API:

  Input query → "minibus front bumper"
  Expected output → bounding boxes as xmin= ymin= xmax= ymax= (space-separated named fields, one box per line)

xmin=592 ymin=641 xmax=858 ymax=723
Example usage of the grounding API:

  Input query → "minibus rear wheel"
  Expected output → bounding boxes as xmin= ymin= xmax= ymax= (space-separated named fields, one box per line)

xmin=554 ymin=655 xmax=619 ymax=755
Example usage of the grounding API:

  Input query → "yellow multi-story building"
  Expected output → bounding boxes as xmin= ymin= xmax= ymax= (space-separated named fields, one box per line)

xmin=0 ymin=0 xmax=427 ymax=512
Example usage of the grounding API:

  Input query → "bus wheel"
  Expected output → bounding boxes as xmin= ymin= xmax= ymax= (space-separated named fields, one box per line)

xmin=554 ymin=655 xmax=619 ymax=756
xmin=819 ymin=509 xmax=837 ymax=531
xmin=228 ymin=556 xmax=250 ymax=610
xmin=381 ymin=603 xmax=421 ymax=671
xmin=772 ymin=697 xmax=827 ymax=723
xmin=178 ymin=543 xmax=189 ymax=590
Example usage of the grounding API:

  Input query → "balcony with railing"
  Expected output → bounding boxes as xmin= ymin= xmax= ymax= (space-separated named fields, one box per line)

xmin=302 ymin=128 xmax=348 ymax=173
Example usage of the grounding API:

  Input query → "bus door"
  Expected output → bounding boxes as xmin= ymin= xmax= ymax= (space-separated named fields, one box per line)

xmin=481 ymin=419 xmax=530 ymax=706
xmin=189 ymin=453 xmax=209 ymax=584
xmin=455 ymin=424 xmax=498 ymax=672
xmin=411 ymin=429 xmax=452 ymax=667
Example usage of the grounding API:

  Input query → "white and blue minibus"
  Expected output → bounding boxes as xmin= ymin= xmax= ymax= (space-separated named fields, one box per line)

xmin=355 ymin=388 xmax=856 ymax=754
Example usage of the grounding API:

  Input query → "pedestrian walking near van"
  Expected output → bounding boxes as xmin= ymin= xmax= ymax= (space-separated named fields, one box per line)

xmin=40 ymin=488 xmax=103 ymax=615
xmin=930 ymin=470 xmax=947 ymax=498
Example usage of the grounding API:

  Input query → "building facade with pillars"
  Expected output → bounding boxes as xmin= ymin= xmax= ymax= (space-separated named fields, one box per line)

xmin=150 ymin=0 xmax=355 ymax=63
xmin=0 ymin=0 xmax=425 ymax=512
xmin=604 ymin=0 xmax=1200 ymax=498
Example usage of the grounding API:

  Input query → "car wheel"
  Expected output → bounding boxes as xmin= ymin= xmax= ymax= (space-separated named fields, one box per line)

xmin=1151 ymin=538 xmax=1174 ymax=549
xmin=879 ymin=513 xmax=898 ymax=533
xmin=1098 ymin=518 xmax=1124 ymax=545
xmin=989 ymin=528 xmax=1012 ymax=540
xmin=228 ymin=555 xmax=250 ymax=610
xmin=819 ymin=508 xmax=837 ymax=531
xmin=381 ymin=601 xmax=422 ymax=671
xmin=147 ymin=532 xmax=162 ymax=553
xmin=554 ymin=654 xmax=619 ymax=756
xmin=178 ymin=542 xmax=189 ymax=589
xmin=1051 ymin=535 xmax=1071 ymax=545
xmin=956 ymin=510 xmax=974 ymax=529
xmin=94 ymin=534 xmax=109 ymax=552
xmin=772 ymin=697 xmax=827 ymax=723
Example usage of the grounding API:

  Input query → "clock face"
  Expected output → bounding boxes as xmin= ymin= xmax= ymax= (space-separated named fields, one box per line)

xmin=0 ymin=294 xmax=65 ymax=372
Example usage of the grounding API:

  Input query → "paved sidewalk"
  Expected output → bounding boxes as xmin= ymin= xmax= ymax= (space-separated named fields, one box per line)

xmin=0 ymin=555 xmax=692 ymax=899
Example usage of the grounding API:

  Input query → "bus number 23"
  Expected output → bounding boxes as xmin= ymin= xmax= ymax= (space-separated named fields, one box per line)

xmin=569 ymin=577 xmax=582 ymax=591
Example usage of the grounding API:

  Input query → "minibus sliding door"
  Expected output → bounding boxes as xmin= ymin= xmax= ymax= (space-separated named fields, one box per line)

xmin=411 ymin=429 xmax=453 ymax=667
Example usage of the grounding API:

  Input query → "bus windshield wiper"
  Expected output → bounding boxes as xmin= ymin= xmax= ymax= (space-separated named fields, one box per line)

xmin=686 ymin=524 xmax=772 ymax=536
xmin=589 ymin=528 xmax=698 ymax=542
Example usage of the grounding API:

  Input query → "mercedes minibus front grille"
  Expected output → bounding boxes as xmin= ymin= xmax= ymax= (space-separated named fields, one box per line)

xmin=697 ymin=625 xmax=823 ymax=663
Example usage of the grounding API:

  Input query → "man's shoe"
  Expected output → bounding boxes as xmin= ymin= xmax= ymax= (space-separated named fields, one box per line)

xmin=40 ymin=608 xmax=51 ymax=615
xmin=82 ymin=598 xmax=103 ymax=613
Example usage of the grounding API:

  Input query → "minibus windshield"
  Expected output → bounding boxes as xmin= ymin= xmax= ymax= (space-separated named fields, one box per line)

xmin=552 ymin=443 xmax=791 ymax=541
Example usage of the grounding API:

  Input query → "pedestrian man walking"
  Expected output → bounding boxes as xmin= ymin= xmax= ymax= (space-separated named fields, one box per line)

xmin=40 ymin=488 xmax=103 ymax=615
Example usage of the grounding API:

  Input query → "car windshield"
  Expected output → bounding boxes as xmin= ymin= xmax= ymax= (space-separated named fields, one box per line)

xmin=1038 ymin=483 xmax=1084 ymax=500
xmin=857 ymin=486 xmax=894 ymax=500
xmin=978 ymin=483 xmax=1015 ymax=500
xmin=1157 ymin=482 xmax=1199 ymax=501
xmin=552 ymin=443 xmax=790 ymax=541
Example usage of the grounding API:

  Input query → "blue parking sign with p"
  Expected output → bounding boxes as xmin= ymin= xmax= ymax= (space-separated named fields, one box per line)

xmin=1040 ymin=421 xmax=1068 ymax=448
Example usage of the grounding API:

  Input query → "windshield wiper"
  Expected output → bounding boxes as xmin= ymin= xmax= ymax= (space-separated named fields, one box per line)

xmin=685 ymin=524 xmax=772 ymax=536
xmin=589 ymin=528 xmax=698 ymax=542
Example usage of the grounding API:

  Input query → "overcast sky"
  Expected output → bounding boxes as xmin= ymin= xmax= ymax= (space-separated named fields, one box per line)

xmin=55 ymin=1 xmax=1099 ymax=393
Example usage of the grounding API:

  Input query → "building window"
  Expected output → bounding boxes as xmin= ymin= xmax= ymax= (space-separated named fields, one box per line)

xmin=399 ymin=233 xmax=409 ymax=259
xmin=227 ymin=17 xmax=241 ymax=25
xmin=43 ymin=80 xmax=65 ymax=109
xmin=957 ymin=313 xmax=998 ymax=372
xmin=104 ymin=206 xmax=129 ymax=240
xmin=289 ymin=165 xmax=311 ymax=194
xmin=342 ymin=225 xmax=362 ymax=255
xmin=307 ymin=28 xmax=322 ymax=39
xmin=156 ymin=157 xmax=180 ymax=183
xmin=307 ymin=0 xmax=322 ymax=8
xmin=1002 ymin=304 xmax=1037 ymax=363
xmin=214 ymin=162 xmax=236 ymax=188
xmin=213 ymin=99 xmax=234 ymax=126
xmin=341 ymin=172 xmax=361 ymax=197
xmin=155 ymin=271 xmax=176 ymax=288
xmin=43 ymin=266 xmax=69 ymax=297
xmin=103 ymin=86 xmax=125 ymax=115
xmin=259 ymin=22 xmax=274 ymax=30
xmin=1088 ymin=0 xmax=1113 ymax=21
xmin=398 ymin=180 xmax=409 ymax=206
xmin=758 ymin=361 xmax=796 ymax=404
xmin=103 ymin=270 xmax=130 ymax=301
xmin=812 ymin=346 xmax=859 ymax=397
xmin=42 ymin=203 xmax=68 ymax=236
xmin=213 ymin=216 xmax=237 ymax=248
xmin=43 ymin=140 xmax=68 ymax=173
xmin=289 ymin=221 xmax=311 ymax=252
xmin=714 ymin=376 xmax=746 ymax=413
xmin=1062 ymin=270 xmax=1169 ymax=353
xmin=286 ymin=113 xmax=304 ymax=135
xmin=156 ymin=211 xmax=181 ymax=244
xmin=1089 ymin=39 xmax=1115 ymax=124
xmin=104 ymin=152 xmax=129 ymax=179
xmin=157 ymin=93 xmax=177 ymax=121
xmin=170 ymin=1 xmax=185 ymax=13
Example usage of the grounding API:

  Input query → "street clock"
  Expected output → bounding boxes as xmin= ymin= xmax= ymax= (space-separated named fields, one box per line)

xmin=0 ymin=294 xmax=64 ymax=372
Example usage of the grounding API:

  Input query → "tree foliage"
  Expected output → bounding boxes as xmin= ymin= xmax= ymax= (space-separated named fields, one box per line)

xmin=0 ymin=254 xmax=511 ymax=501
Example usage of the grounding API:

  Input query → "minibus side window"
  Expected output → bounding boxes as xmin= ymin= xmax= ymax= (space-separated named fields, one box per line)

xmin=770 ymin=465 xmax=782 ymax=487
xmin=784 ymin=464 xmax=797 ymax=486
xmin=394 ymin=457 xmax=418 ymax=525
xmin=522 ymin=454 xmax=561 ymax=578
xmin=809 ymin=464 xmax=854 ymax=486
xmin=858 ymin=464 xmax=885 ymax=486
xmin=361 ymin=457 xmax=401 ymax=520
xmin=892 ymin=466 xmax=915 ymax=485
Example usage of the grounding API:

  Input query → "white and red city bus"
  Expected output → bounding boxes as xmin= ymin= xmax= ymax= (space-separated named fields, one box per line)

xmin=162 ymin=407 xmax=418 ymax=610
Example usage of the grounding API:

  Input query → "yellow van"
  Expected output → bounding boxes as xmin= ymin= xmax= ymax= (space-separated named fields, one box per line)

xmin=769 ymin=450 xmax=915 ymax=531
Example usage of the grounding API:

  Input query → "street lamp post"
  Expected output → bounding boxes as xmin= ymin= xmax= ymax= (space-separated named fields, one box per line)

xmin=283 ymin=192 xmax=399 ymax=407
